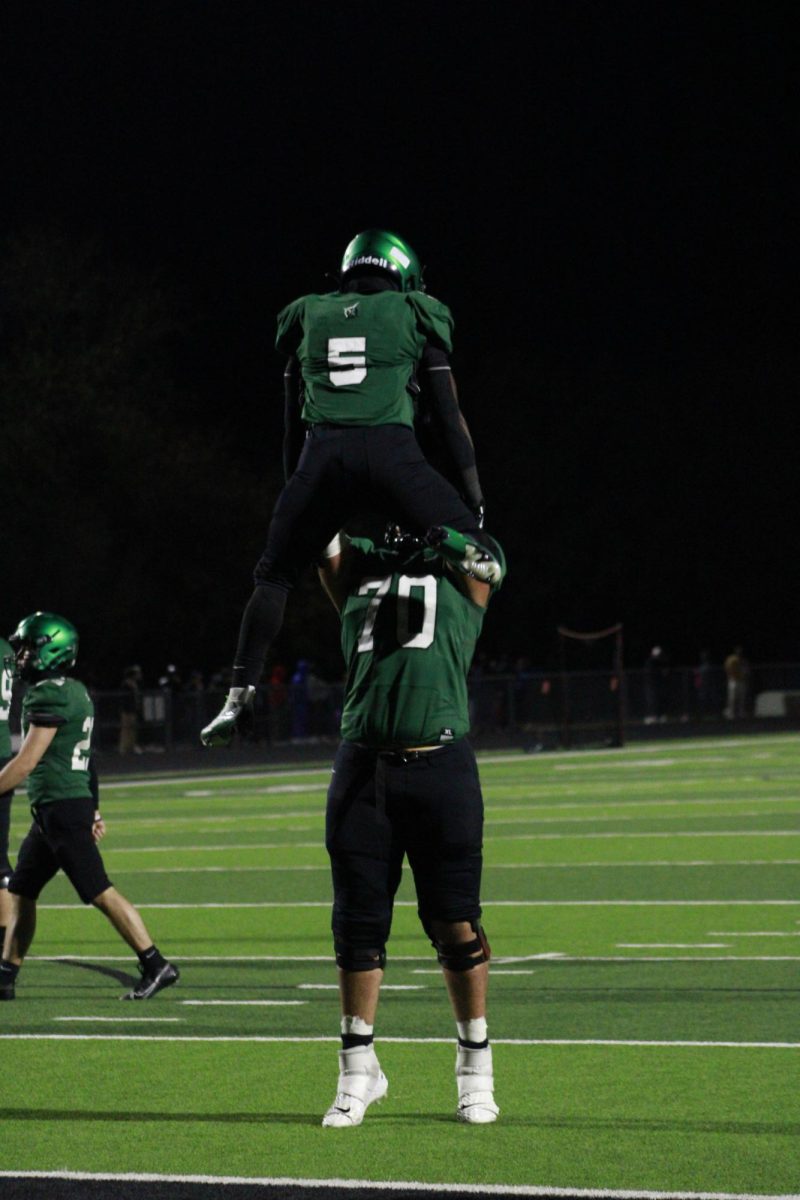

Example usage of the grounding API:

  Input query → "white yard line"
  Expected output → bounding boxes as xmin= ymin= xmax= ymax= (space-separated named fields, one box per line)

xmin=616 ymin=943 xmax=730 ymax=949
xmin=52 ymin=1016 xmax=183 ymax=1022
xmin=95 ymin=859 xmax=800 ymax=878
xmin=1 ymin=1169 xmax=797 ymax=1199
xmin=179 ymin=1000 xmax=307 ymax=1006
xmin=36 ymin=898 xmax=800 ymax=910
xmin=1 ymin=1034 xmax=797 ymax=1049
xmin=707 ymin=931 xmax=800 ymax=937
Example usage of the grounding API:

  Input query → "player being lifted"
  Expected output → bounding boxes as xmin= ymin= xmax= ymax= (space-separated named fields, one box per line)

xmin=201 ymin=229 xmax=501 ymax=747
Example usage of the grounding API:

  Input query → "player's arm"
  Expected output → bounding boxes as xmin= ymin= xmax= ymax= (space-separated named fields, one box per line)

xmin=88 ymin=757 xmax=105 ymax=842
xmin=0 ymin=725 xmax=57 ymax=793
xmin=317 ymin=533 xmax=352 ymax=613
xmin=420 ymin=345 xmax=485 ymax=524
xmin=282 ymin=355 xmax=305 ymax=481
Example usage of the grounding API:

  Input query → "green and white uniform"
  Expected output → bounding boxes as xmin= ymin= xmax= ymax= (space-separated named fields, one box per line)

xmin=339 ymin=538 xmax=485 ymax=748
xmin=1 ymin=637 xmax=14 ymax=880
xmin=0 ymin=638 xmax=12 ymax=762
xmin=22 ymin=677 xmax=94 ymax=809
xmin=276 ymin=290 xmax=454 ymax=428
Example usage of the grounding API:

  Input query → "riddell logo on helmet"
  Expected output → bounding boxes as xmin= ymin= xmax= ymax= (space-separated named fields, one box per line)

xmin=349 ymin=254 xmax=393 ymax=272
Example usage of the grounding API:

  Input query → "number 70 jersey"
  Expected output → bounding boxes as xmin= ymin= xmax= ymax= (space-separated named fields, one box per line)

xmin=339 ymin=540 xmax=487 ymax=749
xmin=22 ymin=676 xmax=95 ymax=807
xmin=275 ymin=289 xmax=454 ymax=428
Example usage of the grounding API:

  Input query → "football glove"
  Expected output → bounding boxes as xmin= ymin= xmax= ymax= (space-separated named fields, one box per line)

xmin=425 ymin=526 xmax=503 ymax=585
xmin=200 ymin=685 xmax=256 ymax=747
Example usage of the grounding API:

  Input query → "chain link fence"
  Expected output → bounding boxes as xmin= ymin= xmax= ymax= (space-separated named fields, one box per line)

xmin=67 ymin=662 xmax=800 ymax=761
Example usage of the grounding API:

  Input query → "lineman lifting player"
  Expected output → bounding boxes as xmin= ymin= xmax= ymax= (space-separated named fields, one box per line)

xmin=201 ymin=229 xmax=502 ymax=747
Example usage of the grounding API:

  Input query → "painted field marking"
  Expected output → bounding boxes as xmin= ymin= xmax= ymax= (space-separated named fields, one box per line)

xmin=489 ymin=859 xmax=800 ymax=868
xmin=96 ymin=842 xmax=322 ymax=854
xmin=53 ymin=1016 xmax=183 ymax=1023
xmin=109 ymin=864 xmax=329 ymax=874
xmin=101 ymin=859 xmax=800 ymax=874
xmin=85 ymin=833 xmax=800 ymax=856
xmin=1 ymin=1168 xmax=796 ymax=1199
xmin=1 ymin=1034 xmax=798 ymax=1049
xmin=35 ymin=899 xmax=800 ymax=910
xmin=179 ymin=1000 xmax=308 ymax=1007
xmin=484 ymin=801 xmax=800 ymax=820
xmin=25 ymin=952 xmax=800 ymax=964
xmin=297 ymin=983 xmax=423 ymax=991
xmin=707 ymin=930 xmax=800 ymax=937
xmin=489 ymin=830 xmax=800 ymax=841
xmin=0 ymin=1170 xmax=796 ymax=1200
xmin=616 ymin=943 xmax=731 ymax=949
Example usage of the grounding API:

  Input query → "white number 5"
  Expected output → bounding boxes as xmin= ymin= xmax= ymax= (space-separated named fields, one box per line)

xmin=328 ymin=337 xmax=367 ymax=386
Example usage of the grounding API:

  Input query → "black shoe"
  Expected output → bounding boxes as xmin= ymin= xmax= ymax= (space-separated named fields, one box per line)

xmin=0 ymin=983 xmax=15 ymax=1001
xmin=122 ymin=961 xmax=179 ymax=1000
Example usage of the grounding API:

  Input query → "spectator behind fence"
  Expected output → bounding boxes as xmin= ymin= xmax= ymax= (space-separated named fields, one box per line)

xmin=643 ymin=645 xmax=670 ymax=724
xmin=118 ymin=665 xmax=143 ymax=756
xmin=724 ymin=646 xmax=749 ymax=719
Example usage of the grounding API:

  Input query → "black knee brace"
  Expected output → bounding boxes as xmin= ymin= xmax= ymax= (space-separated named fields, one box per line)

xmin=432 ymin=920 xmax=491 ymax=972
xmin=334 ymin=941 xmax=387 ymax=972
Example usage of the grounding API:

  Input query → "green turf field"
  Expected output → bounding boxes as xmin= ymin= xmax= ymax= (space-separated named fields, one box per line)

xmin=1 ymin=733 xmax=798 ymax=1196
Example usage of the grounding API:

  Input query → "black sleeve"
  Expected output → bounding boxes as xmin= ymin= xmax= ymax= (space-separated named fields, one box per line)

xmin=282 ymin=356 xmax=305 ymax=481
xmin=27 ymin=713 xmax=66 ymax=728
xmin=419 ymin=344 xmax=484 ymax=510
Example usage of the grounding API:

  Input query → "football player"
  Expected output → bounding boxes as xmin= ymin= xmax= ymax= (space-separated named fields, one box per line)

xmin=315 ymin=521 xmax=506 ymax=1126
xmin=201 ymin=229 xmax=497 ymax=747
xmin=0 ymin=613 xmax=179 ymax=1001
xmin=0 ymin=634 xmax=14 ymax=947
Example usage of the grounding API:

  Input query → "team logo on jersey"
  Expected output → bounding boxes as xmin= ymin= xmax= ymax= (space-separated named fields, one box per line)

xmin=439 ymin=727 xmax=455 ymax=742
xmin=343 ymin=302 xmax=359 ymax=319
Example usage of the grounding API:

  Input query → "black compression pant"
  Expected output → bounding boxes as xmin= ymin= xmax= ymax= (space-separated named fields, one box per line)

xmin=232 ymin=424 xmax=481 ymax=686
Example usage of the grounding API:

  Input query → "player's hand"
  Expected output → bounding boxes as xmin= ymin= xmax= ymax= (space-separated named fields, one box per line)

xmin=425 ymin=526 xmax=503 ymax=585
xmin=92 ymin=813 xmax=107 ymax=843
xmin=200 ymin=686 xmax=256 ymax=747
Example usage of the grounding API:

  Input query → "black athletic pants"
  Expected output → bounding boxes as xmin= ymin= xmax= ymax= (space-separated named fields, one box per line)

xmin=233 ymin=424 xmax=481 ymax=686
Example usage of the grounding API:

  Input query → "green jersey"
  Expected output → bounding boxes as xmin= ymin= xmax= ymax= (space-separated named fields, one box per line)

xmin=275 ymin=289 xmax=454 ymax=428
xmin=21 ymin=676 xmax=94 ymax=808
xmin=0 ymin=638 xmax=12 ymax=760
xmin=339 ymin=538 xmax=485 ymax=749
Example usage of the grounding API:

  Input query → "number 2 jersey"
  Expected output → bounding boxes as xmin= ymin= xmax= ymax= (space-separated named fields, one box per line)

xmin=339 ymin=538 xmax=487 ymax=749
xmin=275 ymin=289 xmax=454 ymax=428
xmin=0 ymin=637 xmax=12 ymax=761
xmin=21 ymin=676 xmax=94 ymax=807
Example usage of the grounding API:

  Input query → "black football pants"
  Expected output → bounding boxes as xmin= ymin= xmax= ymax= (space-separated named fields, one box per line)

xmin=232 ymin=424 xmax=480 ymax=686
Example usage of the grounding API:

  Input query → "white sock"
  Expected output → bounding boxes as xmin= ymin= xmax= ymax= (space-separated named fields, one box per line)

xmin=457 ymin=1016 xmax=488 ymax=1045
xmin=341 ymin=1015 xmax=373 ymax=1038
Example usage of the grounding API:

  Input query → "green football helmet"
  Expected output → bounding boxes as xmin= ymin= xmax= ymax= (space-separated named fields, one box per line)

xmin=340 ymin=229 xmax=423 ymax=292
xmin=8 ymin=611 xmax=79 ymax=680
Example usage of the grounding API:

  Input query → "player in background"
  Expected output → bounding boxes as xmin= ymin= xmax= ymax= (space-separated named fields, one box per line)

xmin=0 ymin=635 xmax=15 ymax=948
xmin=0 ymin=612 xmax=179 ymax=1002
xmin=201 ymin=229 xmax=500 ymax=748
xmin=315 ymin=521 xmax=506 ymax=1127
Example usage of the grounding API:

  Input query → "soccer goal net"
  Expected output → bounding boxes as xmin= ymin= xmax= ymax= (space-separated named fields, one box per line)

xmin=557 ymin=622 xmax=626 ymax=749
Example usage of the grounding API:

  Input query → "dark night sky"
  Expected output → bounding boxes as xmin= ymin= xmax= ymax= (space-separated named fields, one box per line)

xmin=1 ymin=1 xmax=796 ymax=674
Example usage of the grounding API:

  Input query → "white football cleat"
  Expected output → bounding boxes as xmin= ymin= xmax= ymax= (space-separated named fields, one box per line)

xmin=200 ymin=686 xmax=255 ymax=747
xmin=322 ymin=1046 xmax=388 ymax=1128
xmin=456 ymin=1044 xmax=499 ymax=1124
